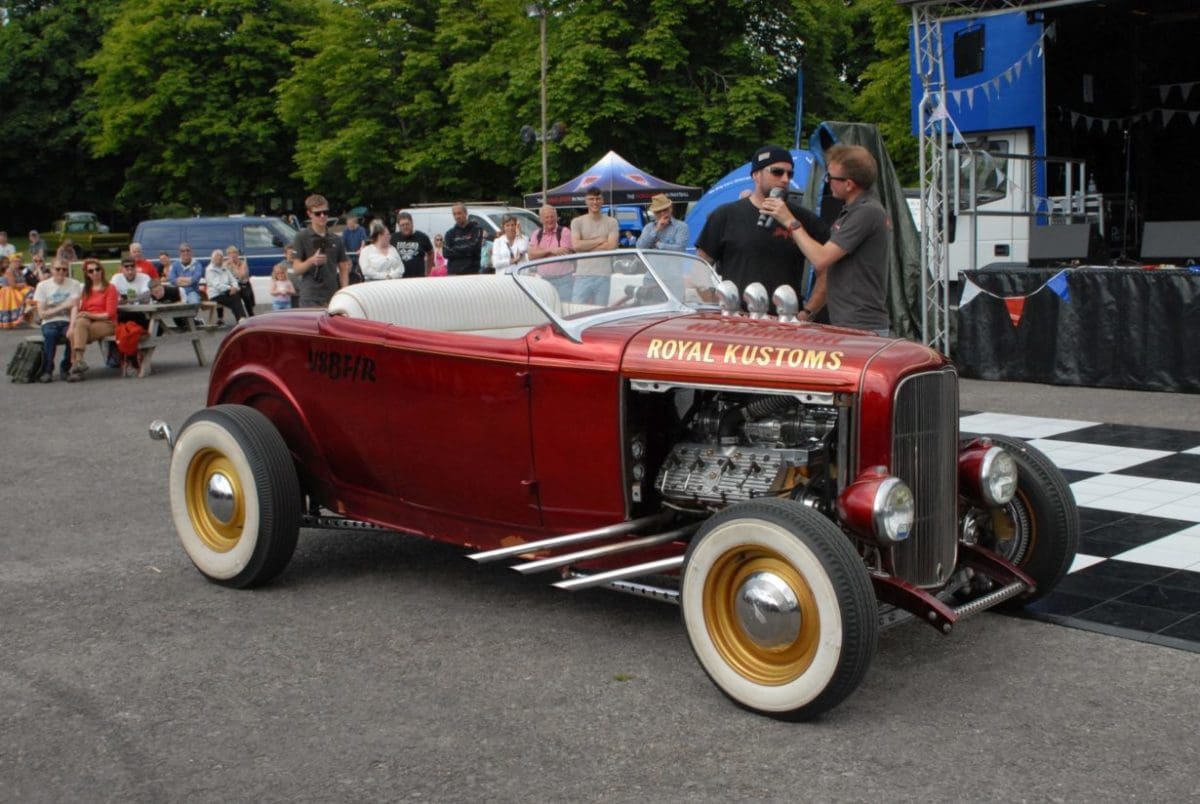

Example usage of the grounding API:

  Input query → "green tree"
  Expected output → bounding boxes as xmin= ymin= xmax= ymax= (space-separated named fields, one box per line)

xmin=85 ymin=0 xmax=312 ymax=214
xmin=276 ymin=0 xmax=457 ymax=207
xmin=0 ymin=0 xmax=124 ymax=230
xmin=848 ymin=0 xmax=919 ymax=184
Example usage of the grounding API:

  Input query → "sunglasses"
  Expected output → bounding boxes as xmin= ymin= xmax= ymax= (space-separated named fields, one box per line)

xmin=52 ymin=267 xmax=68 ymax=273
xmin=767 ymin=167 xmax=794 ymax=178
xmin=826 ymin=174 xmax=850 ymax=184
xmin=86 ymin=267 xmax=104 ymax=274
xmin=311 ymin=209 xmax=331 ymax=217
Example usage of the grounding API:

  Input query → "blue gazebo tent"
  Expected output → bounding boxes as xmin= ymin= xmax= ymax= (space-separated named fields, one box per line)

xmin=524 ymin=151 xmax=702 ymax=209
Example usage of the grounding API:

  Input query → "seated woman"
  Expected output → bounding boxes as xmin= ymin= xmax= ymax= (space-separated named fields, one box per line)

xmin=66 ymin=259 xmax=119 ymax=380
xmin=204 ymin=249 xmax=248 ymax=324
xmin=0 ymin=257 xmax=34 ymax=329
xmin=359 ymin=224 xmax=406 ymax=280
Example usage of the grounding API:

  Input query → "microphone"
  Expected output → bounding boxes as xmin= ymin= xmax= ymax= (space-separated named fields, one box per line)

xmin=757 ymin=187 xmax=783 ymax=229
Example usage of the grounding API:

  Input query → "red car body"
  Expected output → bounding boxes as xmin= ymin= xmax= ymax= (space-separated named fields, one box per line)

xmin=161 ymin=251 xmax=1077 ymax=720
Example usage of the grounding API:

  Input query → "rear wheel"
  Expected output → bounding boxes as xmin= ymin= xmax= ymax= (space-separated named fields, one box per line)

xmin=977 ymin=435 xmax=1079 ymax=604
xmin=681 ymin=499 xmax=876 ymax=721
xmin=169 ymin=405 xmax=301 ymax=588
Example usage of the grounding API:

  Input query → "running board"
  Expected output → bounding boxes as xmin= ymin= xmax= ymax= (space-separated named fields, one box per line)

xmin=467 ymin=512 xmax=674 ymax=563
xmin=512 ymin=524 xmax=698 ymax=574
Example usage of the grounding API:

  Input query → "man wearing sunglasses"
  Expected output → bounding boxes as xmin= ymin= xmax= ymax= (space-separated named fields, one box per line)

xmin=32 ymin=258 xmax=82 ymax=381
xmin=695 ymin=144 xmax=828 ymax=308
xmin=292 ymin=193 xmax=350 ymax=307
xmin=762 ymin=144 xmax=890 ymax=336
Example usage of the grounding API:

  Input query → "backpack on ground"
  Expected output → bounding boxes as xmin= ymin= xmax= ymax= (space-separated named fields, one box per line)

xmin=6 ymin=341 xmax=43 ymax=384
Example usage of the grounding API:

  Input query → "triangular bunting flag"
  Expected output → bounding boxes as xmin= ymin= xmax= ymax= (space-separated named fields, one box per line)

xmin=967 ymin=87 xmax=975 ymax=109
xmin=959 ymin=279 xmax=983 ymax=308
xmin=1190 ymin=111 xmax=1199 ymax=125
xmin=1183 ymin=83 xmax=1195 ymax=103
xmin=1046 ymin=270 xmax=1071 ymax=302
xmin=993 ymin=77 xmax=1002 ymax=95
xmin=1014 ymin=60 xmax=1023 ymax=80
xmin=1005 ymin=67 xmax=1015 ymax=86
xmin=1160 ymin=85 xmax=1171 ymax=103
xmin=1163 ymin=110 xmax=1176 ymax=126
xmin=1070 ymin=111 xmax=1080 ymax=128
xmin=1005 ymin=296 xmax=1026 ymax=328
xmin=951 ymin=90 xmax=961 ymax=108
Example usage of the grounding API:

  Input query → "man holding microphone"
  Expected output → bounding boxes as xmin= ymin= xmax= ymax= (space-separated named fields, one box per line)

xmin=695 ymin=144 xmax=828 ymax=307
xmin=292 ymin=194 xmax=351 ymax=308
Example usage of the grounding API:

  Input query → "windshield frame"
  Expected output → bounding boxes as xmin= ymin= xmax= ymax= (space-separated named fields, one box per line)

xmin=510 ymin=248 xmax=721 ymax=343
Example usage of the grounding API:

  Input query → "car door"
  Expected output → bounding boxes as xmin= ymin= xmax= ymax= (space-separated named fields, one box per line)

xmin=372 ymin=326 xmax=541 ymax=529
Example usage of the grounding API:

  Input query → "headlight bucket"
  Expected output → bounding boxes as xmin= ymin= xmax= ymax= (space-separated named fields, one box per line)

xmin=837 ymin=466 xmax=915 ymax=544
xmin=958 ymin=439 xmax=1019 ymax=506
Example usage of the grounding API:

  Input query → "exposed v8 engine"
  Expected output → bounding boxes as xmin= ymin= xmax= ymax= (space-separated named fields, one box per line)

xmin=654 ymin=393 xmax=838 ymax=509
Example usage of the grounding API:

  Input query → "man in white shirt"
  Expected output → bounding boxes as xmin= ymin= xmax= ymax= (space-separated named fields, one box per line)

xmin=33 ymin=258 xmax=82 ymax=381
xmin=110 ymin=255 xmax=152 ymax=303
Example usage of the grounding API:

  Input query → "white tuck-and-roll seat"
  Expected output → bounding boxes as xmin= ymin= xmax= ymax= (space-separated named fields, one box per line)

xmin=327 ymin=274 xmax=561 ymax=338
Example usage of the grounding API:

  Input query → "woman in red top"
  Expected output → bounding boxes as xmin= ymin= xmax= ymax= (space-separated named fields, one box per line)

xmin=67 ymin=259 xmax=119 ymax=381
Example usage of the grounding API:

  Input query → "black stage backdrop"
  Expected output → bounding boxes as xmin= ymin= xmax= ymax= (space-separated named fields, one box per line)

xmin=957 ymin=266 xmax=1200 ymax=392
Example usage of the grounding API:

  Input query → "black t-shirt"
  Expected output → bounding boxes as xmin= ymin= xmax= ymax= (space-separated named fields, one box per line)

xmin=695 ymin=197 xmax=830 ymax=300
xmin=291 ymin=226 xmax=349 ymax=307
xmin=390 ymin=230 xmax=433 ymax=278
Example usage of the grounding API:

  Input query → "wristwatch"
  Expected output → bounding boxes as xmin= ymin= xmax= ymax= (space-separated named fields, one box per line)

xmin=787 ymin=219 xmax=804 ymax=232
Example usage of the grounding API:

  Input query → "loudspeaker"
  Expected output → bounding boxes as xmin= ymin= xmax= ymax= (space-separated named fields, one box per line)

xmin=1140 ymin=221 xmax=1200 ymax=263
xmin=1028 ymin=224 xmax=1104 ymax=266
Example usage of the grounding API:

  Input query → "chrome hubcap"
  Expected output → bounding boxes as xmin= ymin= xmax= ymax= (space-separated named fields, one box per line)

xmin=206 ymin=472 xmax=236 ymax=525
xmin=735 ymin=571 xmax=802 ymax=649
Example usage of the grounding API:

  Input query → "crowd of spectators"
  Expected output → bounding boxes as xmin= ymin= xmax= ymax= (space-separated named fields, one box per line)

xmin=4 ymin=189 xmax=699 ymax=380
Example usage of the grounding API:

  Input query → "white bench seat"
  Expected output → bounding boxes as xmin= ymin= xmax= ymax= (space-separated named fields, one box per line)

xmin=328 ymin=275 xmax=560 ymax=337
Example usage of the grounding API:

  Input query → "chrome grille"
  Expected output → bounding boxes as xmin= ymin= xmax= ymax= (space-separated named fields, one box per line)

xmin=888 ymin=368 xmax=958 ymax=587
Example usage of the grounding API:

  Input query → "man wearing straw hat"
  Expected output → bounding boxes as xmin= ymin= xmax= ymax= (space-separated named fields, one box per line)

xmin=636 ymin=194 xmax=688 ymax=251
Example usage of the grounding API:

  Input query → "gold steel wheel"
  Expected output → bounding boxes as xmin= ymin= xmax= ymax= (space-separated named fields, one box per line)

xmin=702 ymin=546 xmax=820 ymax=686
xmin=169 ymin=405 xmax=301 ymax=588
xmin=681 ymin=499 xmax=877 ymax=721
xmin=184 ymin=448 xmax=247 ymax=553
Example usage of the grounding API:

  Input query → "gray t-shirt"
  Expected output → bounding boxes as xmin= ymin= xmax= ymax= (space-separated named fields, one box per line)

xmin=292 ymin=227 xmax=349 ymax=308
xmin=825 ymin=194 xmax=890 ymax=331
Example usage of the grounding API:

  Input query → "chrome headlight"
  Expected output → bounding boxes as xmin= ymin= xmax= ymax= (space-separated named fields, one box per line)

xmin=837 ymin=468 xmax=914 ymax=545
xmin=980 ymin=447 xmax=1018 ymax=506
xmin=873 ymin=477 xmax=915 ymax=544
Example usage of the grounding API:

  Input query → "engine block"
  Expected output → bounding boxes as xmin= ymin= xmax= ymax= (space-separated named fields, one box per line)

xmin=655 ymin=442 xmax=814 ymax=507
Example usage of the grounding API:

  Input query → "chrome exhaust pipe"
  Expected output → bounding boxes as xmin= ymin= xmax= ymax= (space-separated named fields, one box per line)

xmin=467 ymin=512 xmax=673 ymax=563
xmin=513 ymin=524 xmax=697 ymax=574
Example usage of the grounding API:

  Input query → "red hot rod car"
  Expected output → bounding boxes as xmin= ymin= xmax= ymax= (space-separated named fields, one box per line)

xmin=153 ymin=250 xmax=1078 ymax=721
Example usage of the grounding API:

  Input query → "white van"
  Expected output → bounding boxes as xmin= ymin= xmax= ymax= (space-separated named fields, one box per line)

xmin=400 ymin=204 xmax=542 ymax=242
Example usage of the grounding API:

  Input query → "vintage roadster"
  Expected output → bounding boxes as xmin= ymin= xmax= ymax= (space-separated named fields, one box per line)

xmin=152 ymin=250 xmax=1078 ymax=720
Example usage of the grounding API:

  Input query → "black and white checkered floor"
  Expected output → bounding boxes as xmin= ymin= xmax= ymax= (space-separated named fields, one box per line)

xmin=961 ymin=412 xmax=1200 ymax=652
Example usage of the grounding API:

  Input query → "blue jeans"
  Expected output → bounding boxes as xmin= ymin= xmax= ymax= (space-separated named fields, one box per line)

xmin=40 ymin=320 xmax=70 ymax=375
xmin=572 ymin=274 xmax=610 ymax=305
xmin=543 ymin=273 xmax=574 ymax=301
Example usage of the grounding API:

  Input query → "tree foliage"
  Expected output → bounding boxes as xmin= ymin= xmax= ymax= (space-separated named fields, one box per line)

xmin=1 ymin=0 xmax=920 ymax=226
xmin=0 ymin=0 xmax=124 ymax=230
xmin=85 ymin=0 xmax=312 ymax=214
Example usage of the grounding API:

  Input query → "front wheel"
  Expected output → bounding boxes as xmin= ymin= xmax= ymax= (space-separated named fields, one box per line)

xmin=976 ymin=435 xmax=1079 ymax=605
xmin=681 ymin=499 xmax=877 ymax=721
xmin=168 ymin=405 xmax=301 ymax=588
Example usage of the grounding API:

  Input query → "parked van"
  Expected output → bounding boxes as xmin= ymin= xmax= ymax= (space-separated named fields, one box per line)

xmin=400 ymin=204 xmax=542 ymax=242
xmin=132 ymin=216 xmax=297 ymax=278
